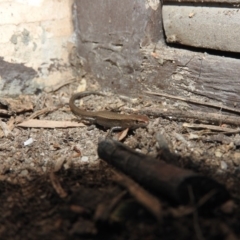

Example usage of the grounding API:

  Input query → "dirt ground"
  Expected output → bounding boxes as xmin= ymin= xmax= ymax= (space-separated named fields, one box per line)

xmin=0 ymin=81 xmax=240 ymax=240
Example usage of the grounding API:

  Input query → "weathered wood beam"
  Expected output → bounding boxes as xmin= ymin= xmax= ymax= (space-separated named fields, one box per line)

xmin=141 ymin=45 xmax=240 ymax=108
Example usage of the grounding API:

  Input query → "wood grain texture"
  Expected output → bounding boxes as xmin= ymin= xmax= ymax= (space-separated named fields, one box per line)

xmin=141 ymin=45 xmax=240 ymax=108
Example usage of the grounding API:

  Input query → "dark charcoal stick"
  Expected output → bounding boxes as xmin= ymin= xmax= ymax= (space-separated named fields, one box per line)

xmin=97 ymin=139 xmax=230 ymax=208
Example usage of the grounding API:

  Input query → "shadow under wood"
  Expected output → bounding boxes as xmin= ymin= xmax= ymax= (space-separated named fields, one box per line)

xmin=98 ymin=139 xmax=230 ymax=210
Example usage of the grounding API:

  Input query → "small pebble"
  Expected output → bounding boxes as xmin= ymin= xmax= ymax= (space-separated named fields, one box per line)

xmin=215 ymin=150 xmax=222 ymax=158
xmin=81 ymin=156 xmax=89 ymax=162
xmin=20 ymin=169 xmax=29 ymax=176
xmin=24 ymin=138 xmax=34 ymax=146
xmin=220 ymin=161 xmax=228 ymax=170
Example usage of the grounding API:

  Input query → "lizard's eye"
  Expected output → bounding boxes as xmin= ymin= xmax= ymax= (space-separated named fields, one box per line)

xmin=135 ymin=120 xmax=141 ymax=125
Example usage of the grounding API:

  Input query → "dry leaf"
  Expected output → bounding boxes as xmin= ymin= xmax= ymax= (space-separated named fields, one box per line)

xmin=117 ymin=128 xmax=129 ymax=141
xmin=17 ymin=119 xmax=85 ymax=128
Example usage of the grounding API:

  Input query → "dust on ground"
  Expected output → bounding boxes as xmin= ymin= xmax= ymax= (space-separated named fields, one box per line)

xmin=0 ymin=82 xmax=240 ymax=240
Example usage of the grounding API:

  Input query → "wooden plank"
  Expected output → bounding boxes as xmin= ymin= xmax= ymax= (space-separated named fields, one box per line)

xmin=141 ymin=45 xmax=240 ymax=108
xmin=162 ymin=5 xmax=240 ymax=53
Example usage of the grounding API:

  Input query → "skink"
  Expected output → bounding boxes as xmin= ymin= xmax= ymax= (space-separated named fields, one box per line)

xmin=69 ymin=91 xmax=149 ymax=130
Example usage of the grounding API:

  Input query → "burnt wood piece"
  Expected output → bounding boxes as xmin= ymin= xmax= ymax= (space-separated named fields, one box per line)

xmin=98 ymin=139 xmax=230 ymax=208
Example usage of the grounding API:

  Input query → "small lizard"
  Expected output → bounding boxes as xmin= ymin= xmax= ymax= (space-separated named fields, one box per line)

xmin=69 ymin=91 xmax=149 ymax=130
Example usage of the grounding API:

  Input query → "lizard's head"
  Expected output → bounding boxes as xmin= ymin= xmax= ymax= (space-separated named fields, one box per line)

xmin=129 ymin=114 xmax=149 ymax=129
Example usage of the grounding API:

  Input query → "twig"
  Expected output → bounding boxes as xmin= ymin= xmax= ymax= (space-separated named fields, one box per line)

xmin=168 ymin=189 xmax=218 ymax=218
xmin=28 ymin=107 xmax=60 ymax=119
xmin=94 ymin=190 xmax=127 ymax=222
xmin=112 ymin=170 xmax=162 ymax=221
xmin=45 ymin=78 xmax=76 ymax=93
xmin=136 ymin=108 xmax=240 ymax=126
xmin=145 ymin=91 xmax=240 ymax=115
xmin=183 ymin=123 xmax=239 ymax=132
xmin=49 ymin=172 xmax=67 ymax=198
